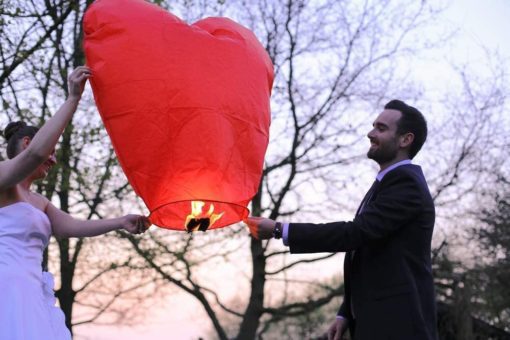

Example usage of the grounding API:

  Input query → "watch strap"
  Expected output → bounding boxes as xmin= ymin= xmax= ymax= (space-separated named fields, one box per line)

xmin=273 ymin=221 xmax=282 ymax=239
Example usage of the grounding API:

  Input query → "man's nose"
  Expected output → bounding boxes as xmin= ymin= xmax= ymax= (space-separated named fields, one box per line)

xmin=367 ymin=128 xmax=375 ymax=139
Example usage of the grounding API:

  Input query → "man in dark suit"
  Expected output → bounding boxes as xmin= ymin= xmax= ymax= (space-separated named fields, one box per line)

xmin=245 ymin=100 xmax=438 ymax=340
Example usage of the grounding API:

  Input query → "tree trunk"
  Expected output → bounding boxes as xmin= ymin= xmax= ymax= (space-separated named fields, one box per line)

xmin=55 ymin=126 xmax=77 ymax=335
xmin=236 ymin=237 xmax=266 ymax=340
xmin=236 ymin=182 xmax=266 ymax=339
xmin=56 ymin=238 xmax=77 ymax=334
xmin=453 ymin=278 xmax=473 ymax=340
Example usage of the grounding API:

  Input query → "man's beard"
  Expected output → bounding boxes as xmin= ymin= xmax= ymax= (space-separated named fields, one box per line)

xmin=367 ymin=141 xmax=398 ymax=165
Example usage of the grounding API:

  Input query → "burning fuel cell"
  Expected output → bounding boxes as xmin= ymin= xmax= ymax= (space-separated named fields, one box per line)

xmin=185 ymin=201 xmax=224 ymax=232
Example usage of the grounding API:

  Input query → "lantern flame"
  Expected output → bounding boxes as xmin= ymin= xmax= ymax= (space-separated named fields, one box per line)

xmin=184 ymin=201 xmax=224 ymax=232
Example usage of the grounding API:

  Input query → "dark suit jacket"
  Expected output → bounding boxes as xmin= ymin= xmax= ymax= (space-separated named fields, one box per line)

xmin=288 ymin=164 xmax=438 ymax=340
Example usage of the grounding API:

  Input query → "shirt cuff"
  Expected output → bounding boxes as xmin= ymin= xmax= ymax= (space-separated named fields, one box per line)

xmin=282 ymin=223 xmax=290 ymax=246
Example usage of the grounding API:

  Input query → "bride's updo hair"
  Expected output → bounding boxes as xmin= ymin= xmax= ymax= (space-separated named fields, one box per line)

xmin=2 ymin=121 xmax=39 ymax=159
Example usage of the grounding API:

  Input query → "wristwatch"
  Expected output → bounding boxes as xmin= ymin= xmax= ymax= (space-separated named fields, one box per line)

xmin=273 ymin=222 xmax=283 ymax=239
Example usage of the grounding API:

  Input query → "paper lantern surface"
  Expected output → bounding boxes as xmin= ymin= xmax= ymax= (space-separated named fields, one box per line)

xmin=83 ymin=0 xmax=273 ymax=231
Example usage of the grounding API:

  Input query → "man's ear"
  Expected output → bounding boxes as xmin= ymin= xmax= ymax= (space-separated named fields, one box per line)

xmin=399 ymin=132 xmax=414 ymax=149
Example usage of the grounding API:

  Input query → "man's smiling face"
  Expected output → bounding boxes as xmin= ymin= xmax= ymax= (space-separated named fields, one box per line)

xmin=366 ymin=109 xmax=402 ymax=165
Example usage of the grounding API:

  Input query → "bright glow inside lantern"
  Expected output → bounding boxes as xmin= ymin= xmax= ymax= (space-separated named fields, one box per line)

xmin=184 ymin=201 xmax=224 ymax=232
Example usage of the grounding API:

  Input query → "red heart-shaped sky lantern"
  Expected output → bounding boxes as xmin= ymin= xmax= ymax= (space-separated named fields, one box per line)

xmin=83 ymin=0 xmax=273 ymax=231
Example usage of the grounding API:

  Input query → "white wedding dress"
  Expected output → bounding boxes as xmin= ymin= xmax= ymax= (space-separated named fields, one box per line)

xmin=0 ymin=202 xmax=72 ymax=340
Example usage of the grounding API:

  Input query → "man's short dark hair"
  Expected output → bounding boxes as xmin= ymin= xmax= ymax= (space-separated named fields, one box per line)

xmin=384 ymin=99 xmax=427 ymax=159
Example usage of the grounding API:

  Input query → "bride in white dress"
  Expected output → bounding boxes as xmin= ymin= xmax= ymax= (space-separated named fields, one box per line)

xmin=0 ymin=66 xmax=150 ymax=340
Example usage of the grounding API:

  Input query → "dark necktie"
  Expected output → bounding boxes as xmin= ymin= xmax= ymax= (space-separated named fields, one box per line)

xmin=350 ymin=179 xmax=379 ymax=263
xmin=349 ymin=180 xmax=379 ymax=319
xmin=357 ymin=180 xmax=379 ymax=215
xmin=350 ymin=179 xmax=385 ymax=320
